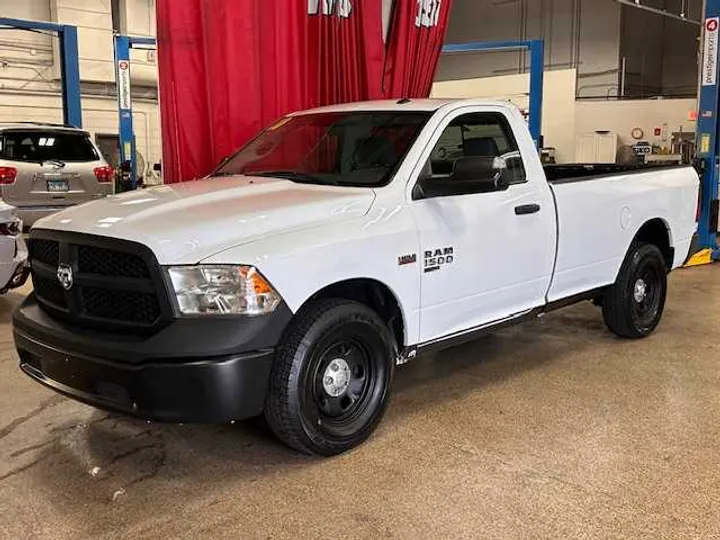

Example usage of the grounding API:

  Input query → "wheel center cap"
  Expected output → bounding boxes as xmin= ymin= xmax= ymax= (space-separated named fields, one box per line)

xmin=634 ymin=278 xmax=648 ymax=303
xmin=322 ymin=358 xmax=351 ymax=397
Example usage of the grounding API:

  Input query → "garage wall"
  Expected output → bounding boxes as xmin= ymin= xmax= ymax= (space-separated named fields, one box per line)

xmin=575 ymin=98 xmax=697 ymax=149
xmin=431 ymin=70 xmax=697 ymax=161
xmin=0 ymin=0 xmax=160 ymax=177
xmin=620 ymin=0 xmax=701 ymax=98
xmin=50 ymin=0 xmax=115 ymax=82
xmin=123 ymin=0 xmax=158 ymax=87
xmin=437 ymin=0 xmax=622 ymax=98
xmin=0 ymin=0 xmax=54 ymax=94
xmin=431 ymin=69 xmax=578 ymax=163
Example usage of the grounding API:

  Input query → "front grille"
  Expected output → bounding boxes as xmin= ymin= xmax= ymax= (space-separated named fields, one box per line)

xmin=78 ymin=245 xmax=150 ymax=279
xmin=32 ymin=275 xmax=68 ymax=309
xmin=82 ymin=287 xmax=160 ymax=323
xmin=31 ymin=239 xmax=59 ymax=267
xmin=29 ymin=233 xmax=169 ymax=333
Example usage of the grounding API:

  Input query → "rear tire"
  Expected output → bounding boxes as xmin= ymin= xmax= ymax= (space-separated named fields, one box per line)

xmin=264 ymin=299 xmax=395 ymax=456
xmin=602 ymin=242 xmax=667 ymax=339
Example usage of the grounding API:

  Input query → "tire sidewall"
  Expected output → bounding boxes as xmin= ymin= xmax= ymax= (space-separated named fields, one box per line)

xmin=624 ymin=244 xmax=667 ymax=336
xmin=286 ymin=303 xmax=395 ymax=455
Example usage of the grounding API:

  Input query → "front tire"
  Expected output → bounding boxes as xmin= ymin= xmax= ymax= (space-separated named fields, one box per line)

xmin=264 ymin=299 xmax=395 ymax=456
xmin=602 ymin=242 xmax=668 ymax=338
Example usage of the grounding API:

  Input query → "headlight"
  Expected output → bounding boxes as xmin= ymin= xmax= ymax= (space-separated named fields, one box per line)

xmin=167 ymin=265 xmax=281 ymax=316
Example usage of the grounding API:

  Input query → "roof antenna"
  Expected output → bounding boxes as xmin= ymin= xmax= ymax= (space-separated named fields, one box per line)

xmin=397 ymin=97 xmax=412 ymax=104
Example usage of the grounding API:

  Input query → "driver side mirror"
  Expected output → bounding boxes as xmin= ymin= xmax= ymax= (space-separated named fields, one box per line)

xmin=415 ymin=156 xmax=511 ymax=199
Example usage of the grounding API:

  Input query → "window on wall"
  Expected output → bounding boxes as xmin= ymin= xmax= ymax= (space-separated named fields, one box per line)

xmin=619 ymin=3 xmax=701 ymax=99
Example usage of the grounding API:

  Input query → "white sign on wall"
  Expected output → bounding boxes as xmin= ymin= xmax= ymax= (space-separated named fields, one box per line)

xmin=308 ymin=0 xmax=352 ymax=18
xmin=118 ymin=60 xmax=132 ymax=110
xmin=703 ymin=17 xmax=719 ymax=86
xmin=416 ymin=0 xmax=441 ymax=28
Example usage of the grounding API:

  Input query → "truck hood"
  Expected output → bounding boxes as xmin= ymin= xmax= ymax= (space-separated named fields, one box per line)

xmin=33 ymin=176 xmax=376 ymax=264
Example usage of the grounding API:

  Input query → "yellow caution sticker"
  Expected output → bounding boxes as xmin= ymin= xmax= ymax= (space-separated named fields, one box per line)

xmin=701 ymin=134 xmax=711 ymax=154
xmin=683 ymin=248 xmax=713 ymax=267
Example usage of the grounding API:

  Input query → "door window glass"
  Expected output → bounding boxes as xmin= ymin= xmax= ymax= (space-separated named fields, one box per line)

xmin=427 ymin=112 xmax=526 ymax=184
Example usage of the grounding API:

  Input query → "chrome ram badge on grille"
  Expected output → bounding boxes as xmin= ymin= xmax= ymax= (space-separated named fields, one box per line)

xmin=57 ymin=263 xmax=74 ymax=291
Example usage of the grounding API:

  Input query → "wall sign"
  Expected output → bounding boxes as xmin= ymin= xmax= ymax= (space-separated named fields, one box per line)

xmin=117 ymin=60 xmax=132 ymax=111
xmin=416 ymin=0 xmax=441 ymax=28
xmin=308 ymin=0 xmax=352 ymax=18
xmin=703 ymin=17 xmax=719 ymax=86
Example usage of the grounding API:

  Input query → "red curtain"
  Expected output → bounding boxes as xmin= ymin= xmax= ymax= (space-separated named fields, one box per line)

xmin=156 ymin=0 xmax=453 ymax=183
xmin=382 ymin=0 xmax=454 ymax=99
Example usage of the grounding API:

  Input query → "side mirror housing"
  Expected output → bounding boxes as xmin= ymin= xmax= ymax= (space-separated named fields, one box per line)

xmin=416 ymin=156 xmax=511 ymax=199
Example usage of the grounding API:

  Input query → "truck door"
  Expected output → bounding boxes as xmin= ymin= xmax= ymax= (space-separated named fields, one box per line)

xmin=409 ymin=108 xmax=556 ymax=344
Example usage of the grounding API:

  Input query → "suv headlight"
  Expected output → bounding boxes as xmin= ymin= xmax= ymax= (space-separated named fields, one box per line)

xmin=167 ymin=265 xmax=281 ymax=316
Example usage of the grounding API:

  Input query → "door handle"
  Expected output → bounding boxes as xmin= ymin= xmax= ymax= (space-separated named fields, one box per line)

xmin=515 ymin=203 xmax=541 ymax=215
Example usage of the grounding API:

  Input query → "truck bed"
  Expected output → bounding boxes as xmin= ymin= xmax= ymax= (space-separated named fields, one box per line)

xmin=544 ymin=163 xmax=689 ymax=183
xmin=544 ymin=164 xmax=699 ymax=303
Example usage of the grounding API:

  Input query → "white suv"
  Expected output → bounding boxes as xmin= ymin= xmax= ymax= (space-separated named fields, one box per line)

xmin=0 ymin=123 xmax=114 ymax=227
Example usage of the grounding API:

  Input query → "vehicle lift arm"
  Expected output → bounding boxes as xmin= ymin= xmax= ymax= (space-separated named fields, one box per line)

xmin=695 ymin=0 xmax=720 ymax=262
xmin=114 ymin=35 xmax=157 ymax=189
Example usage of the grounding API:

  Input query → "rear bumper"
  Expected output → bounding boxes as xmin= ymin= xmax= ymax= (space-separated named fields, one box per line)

xmin=13 ymin=294 xmax=292 ymax=422
xmin=17 ymin=206 xmax=71 ymax=228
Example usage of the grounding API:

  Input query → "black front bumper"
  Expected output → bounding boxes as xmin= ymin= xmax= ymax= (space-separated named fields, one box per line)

xmin=14 ymin=294 xmax=292 ymax=423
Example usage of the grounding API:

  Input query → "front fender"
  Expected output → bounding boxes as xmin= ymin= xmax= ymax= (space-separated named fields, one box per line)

xmin=200 ymin=206 xmax=422 ymax=345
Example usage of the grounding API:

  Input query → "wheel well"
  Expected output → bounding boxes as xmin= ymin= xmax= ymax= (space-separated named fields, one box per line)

xmin=307 ymin=279 xmax=405 ymax=349
xmin=634 ymin=218 xmax=672 ymax=269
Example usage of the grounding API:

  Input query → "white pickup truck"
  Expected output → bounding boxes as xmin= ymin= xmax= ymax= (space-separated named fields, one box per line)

xmin=14 ymin=99 xmax=699 ymax=455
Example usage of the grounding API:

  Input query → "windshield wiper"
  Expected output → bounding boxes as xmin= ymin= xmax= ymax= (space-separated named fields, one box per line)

xmin=252 ymin=171 xmax=339 ymax=186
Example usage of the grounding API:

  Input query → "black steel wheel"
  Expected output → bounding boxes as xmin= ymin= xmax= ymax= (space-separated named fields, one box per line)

xmin=265 ymin=299 xmax=395 ymax=456
xmin=602 ymin=242 xmax=668 ymax=338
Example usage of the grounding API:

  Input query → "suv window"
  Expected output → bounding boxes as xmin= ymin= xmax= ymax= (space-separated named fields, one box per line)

xmin=0 ymin=131 xmax=98 ymax=163
xmin=427 ymin=112 xmax=526 ymax=185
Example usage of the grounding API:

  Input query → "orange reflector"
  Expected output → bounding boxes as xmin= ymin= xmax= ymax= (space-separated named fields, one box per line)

xmin=240 ymin=267 xmax=274 ymax=294
xmin=251 ymin=273 xmax=273 ymax=295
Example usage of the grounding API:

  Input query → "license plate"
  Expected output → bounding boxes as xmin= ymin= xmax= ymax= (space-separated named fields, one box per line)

xmin=47 ymin=179 xmax=69 ymax=192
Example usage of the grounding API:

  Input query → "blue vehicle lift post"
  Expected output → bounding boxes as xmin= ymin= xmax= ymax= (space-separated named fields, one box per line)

xmin=694 ymin=0 xmax=720 ymax=262
xmin=0 ymin=17 xmax=82 ymax=128
xmin=113 ymin=35 xmax=156 ymax=189
xmin=441 ymin=40 xmax=545 ymax=148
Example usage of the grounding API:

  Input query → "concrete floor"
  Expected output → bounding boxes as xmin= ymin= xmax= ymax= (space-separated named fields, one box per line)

xmin=1 ymin=269 xmax=719 ymax=540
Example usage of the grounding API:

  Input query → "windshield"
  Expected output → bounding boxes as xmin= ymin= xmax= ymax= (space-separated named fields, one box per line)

xmin=212 ymin=111 xmax=431 ymax=187
xmin=0 ymin=130 xmax=98 ymax=163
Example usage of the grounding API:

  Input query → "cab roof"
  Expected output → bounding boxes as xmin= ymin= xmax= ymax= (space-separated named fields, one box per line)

xmin=294 ymin=98 xmax=517 ymax=115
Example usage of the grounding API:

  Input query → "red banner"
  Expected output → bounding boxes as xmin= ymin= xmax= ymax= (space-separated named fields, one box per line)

xmin=383 ymin=0 xmax=454 ymax=98
xmin=156 ymin=0 xmax=452 ymax=183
